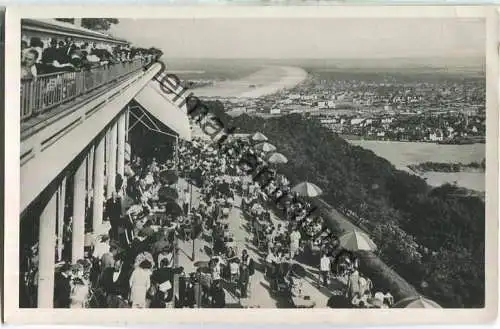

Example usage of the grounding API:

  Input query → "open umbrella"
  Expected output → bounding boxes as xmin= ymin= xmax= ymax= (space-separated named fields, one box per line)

xmin=158 ymin=186 xmax=179 ymax=202
xmin=190 ymin=168 xmax=204 ymax=187
xmin=338 ymin=230 xmax=377 ymax=252
xmin=266 ymin=152 xmax=288 ymax=164
xmin=291 ymin=182 xmax=323 ymax=198
xmin=254 ymin=142 xmax=277 ymax=153
xmin=251 ymin=132 xmax=268 ymax=142
xmin=159 ymin=169 xmax=179 ymax=185
xmin=393 ymin=296 xmax=442 ymax=308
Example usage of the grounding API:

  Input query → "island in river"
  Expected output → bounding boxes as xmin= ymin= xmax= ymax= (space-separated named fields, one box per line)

xmin=408 ymin=159 xmax=485 ymax=173
xmin=348 ymin=140 xmax=485 ymax=192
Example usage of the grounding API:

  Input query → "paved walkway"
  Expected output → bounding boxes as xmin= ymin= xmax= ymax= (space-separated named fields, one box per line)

xmin=175 ymin=174 xmax=342 ymax=308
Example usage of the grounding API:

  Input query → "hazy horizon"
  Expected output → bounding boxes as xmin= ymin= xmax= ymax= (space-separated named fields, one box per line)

xmin=163 ymin=57 xmax=485 ymax=72
xmin=110 ymin=18 xmax=485 ymax=64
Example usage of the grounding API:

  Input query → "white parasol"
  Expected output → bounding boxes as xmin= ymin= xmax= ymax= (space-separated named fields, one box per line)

xmin=338 ymin=230 xmax=377 ymax=252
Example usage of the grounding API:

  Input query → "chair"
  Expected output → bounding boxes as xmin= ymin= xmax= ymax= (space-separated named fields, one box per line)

xmin=256 ymin=230 xmax=267 ymax=251
xmin=183 ymin=225 xmax=193 ymax=241
xmin=229 ymin=263 xmax=240 ymax=283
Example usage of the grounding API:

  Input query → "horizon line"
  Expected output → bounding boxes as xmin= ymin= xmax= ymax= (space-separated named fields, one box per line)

xmin=162 ymin=56 xmax=485 ymax=62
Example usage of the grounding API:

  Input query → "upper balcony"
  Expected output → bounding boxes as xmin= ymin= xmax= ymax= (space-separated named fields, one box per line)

xmin=20 ymin=57 xmax=149 ymax=139
xmin=19 ymin=19 xmax=163 ymax=211
xmin=20 ymin=19 xmax=160 ymax=140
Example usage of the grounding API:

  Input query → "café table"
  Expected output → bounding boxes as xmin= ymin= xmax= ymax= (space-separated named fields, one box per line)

xmin=291 ymin=296 xmax=316 ymax=308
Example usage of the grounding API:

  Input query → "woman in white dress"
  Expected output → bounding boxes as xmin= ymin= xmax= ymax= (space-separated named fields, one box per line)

xmin=129 ymin=260 xmax=152 ymax=308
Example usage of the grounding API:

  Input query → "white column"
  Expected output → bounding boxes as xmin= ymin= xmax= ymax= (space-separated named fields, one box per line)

xmin=93 ymin=136 xmax=105 ymax=232
xmin=117 ymin=113 xmax=126 ymax=179
xmin=125 ymin=107 xmax=130 ymax=143
xmin=72 ymin=157 xmax=86 ymax=263
xmin=37 ymin=190 xmax=57 ymax=308
xmin=106 ymin=123 xmax=118 ymax=199
xmin=87 ymin=145 xmax=94 ymax=208
xmin=56 ymin=177 xmax=66 ymax=262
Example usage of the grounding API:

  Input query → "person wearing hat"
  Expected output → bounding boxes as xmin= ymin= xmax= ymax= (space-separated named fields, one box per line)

xmin=369 ymin=291 xmax=388 ymax=309
xmin=184 ymin=272 xmax=197 ymax=308
xmin=69 ymin=267 xmax=89 ymax=308
xmin=99 ymin=254 xmax=130 ymax=308
xmin=106 ymin=192 xmax=122 ymax=241
xmin=210 ymin=279 xmax=226 ymax=308
xmin=98 ymin=244 xmax=117 ymax=287
xmin=241 ymin=249 xmax=255 ymax=292
xmin=41 ymin=38 xmax=60 ymax=66
xmin=54 ymin=262 xmax=72 ymax=308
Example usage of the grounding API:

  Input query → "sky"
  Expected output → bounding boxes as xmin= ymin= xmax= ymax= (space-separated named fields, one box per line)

xmin=109 ymin=18 xmax=485 ymax=59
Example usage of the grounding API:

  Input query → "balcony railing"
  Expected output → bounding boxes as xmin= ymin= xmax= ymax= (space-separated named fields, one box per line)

xmin=21 ymin=58 xmax=150 ymax=121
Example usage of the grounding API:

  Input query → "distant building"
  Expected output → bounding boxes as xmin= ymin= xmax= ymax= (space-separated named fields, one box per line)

xmin=270 ymin=108 xmax=281 ymax=115
xmin=429 ymin=129 xmax=444 ymax=141
xmin=350 ymin=118 xmax=365 ymax=126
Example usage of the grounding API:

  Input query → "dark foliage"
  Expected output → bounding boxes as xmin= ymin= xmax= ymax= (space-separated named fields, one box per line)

xmin=54 ymin=18 xmax=120 ymax=31
xmin=199 ymin=101 xmax=484 ymax=308
xmin=81 ymin=18 xmax=119 ymax=31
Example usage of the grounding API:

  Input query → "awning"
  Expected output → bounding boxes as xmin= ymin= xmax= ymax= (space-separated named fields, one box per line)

xmin=133 ymin=80 xmax=191 ymax=141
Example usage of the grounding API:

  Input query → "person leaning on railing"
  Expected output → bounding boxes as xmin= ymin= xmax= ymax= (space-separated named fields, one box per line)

xmin=21 ymin=48 xmax=39 ymax=80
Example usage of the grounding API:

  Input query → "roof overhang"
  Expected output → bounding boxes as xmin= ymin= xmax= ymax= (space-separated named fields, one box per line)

xmin=133 ymin=80 xmax=191 ymax=142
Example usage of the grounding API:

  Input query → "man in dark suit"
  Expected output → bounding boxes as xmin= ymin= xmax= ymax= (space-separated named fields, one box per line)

xmin=115 ymin=174 xmax=124 ymax=194
xmin=99 ymin=256 xmax=130 ymax=308
xmin=41 ymin=38 xmax=60 ymax=65
xmin=53 ymin=263 xmax=72 ymax=308
xmin=210 ymin=280 xmax=226 ymax=308
xmin=105 ymin=192 xmax=122 ymax=241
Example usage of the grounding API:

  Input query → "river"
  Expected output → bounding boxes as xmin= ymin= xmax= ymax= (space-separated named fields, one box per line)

xmin=348 ymin=140 xmax=485 ymax=192
xmin=190 ymin=66 xmax=308 ymax=98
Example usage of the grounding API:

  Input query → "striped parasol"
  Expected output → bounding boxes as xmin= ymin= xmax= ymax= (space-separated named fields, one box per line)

xmin=266 ymin=152 xmax=288 ymax=164
xmin=254 ymin=142 xmax=277 ymax=153
xmin=393 ymin=296 xmax=442 ymax=308
xmin=251 ymin=132 xmax=268 ymax=142
xmin=291 ymin=182 xmax=323 ymax=197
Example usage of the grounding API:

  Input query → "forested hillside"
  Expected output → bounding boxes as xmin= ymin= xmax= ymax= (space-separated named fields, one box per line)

xmin=202 ymin=100 xmax=485 ymax=308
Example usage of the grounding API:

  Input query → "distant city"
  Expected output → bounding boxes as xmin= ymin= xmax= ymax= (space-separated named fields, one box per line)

xmin=193 ymin=69 xmax=485 ymax=145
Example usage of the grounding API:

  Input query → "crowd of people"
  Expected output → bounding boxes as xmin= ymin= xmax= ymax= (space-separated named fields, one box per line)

xmin=175 ymin=134 xmax=395 ymax=308
xmin=21 ymin=118 xmax=395 ymax=309
xmin=21 ymin=35 xmax=155 ymax=80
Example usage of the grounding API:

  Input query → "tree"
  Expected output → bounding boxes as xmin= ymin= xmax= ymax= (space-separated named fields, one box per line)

xmin=55 ymin=18 xmax=75 ymax=24
xmin=54 ymin=18 xmax=119 ymax=31
xmin=228 ymin=109 xmax=485 ymax=308
xmin=81 ymin=18 xmax=119 ymax=31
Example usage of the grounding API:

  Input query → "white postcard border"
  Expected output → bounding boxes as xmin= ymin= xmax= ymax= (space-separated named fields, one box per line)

xmin=3 ymin=5 xmax=498 ymax=325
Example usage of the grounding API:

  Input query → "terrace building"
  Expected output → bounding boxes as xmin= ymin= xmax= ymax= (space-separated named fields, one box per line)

xmin=19 ymin=19 xmax=191 ymax=308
